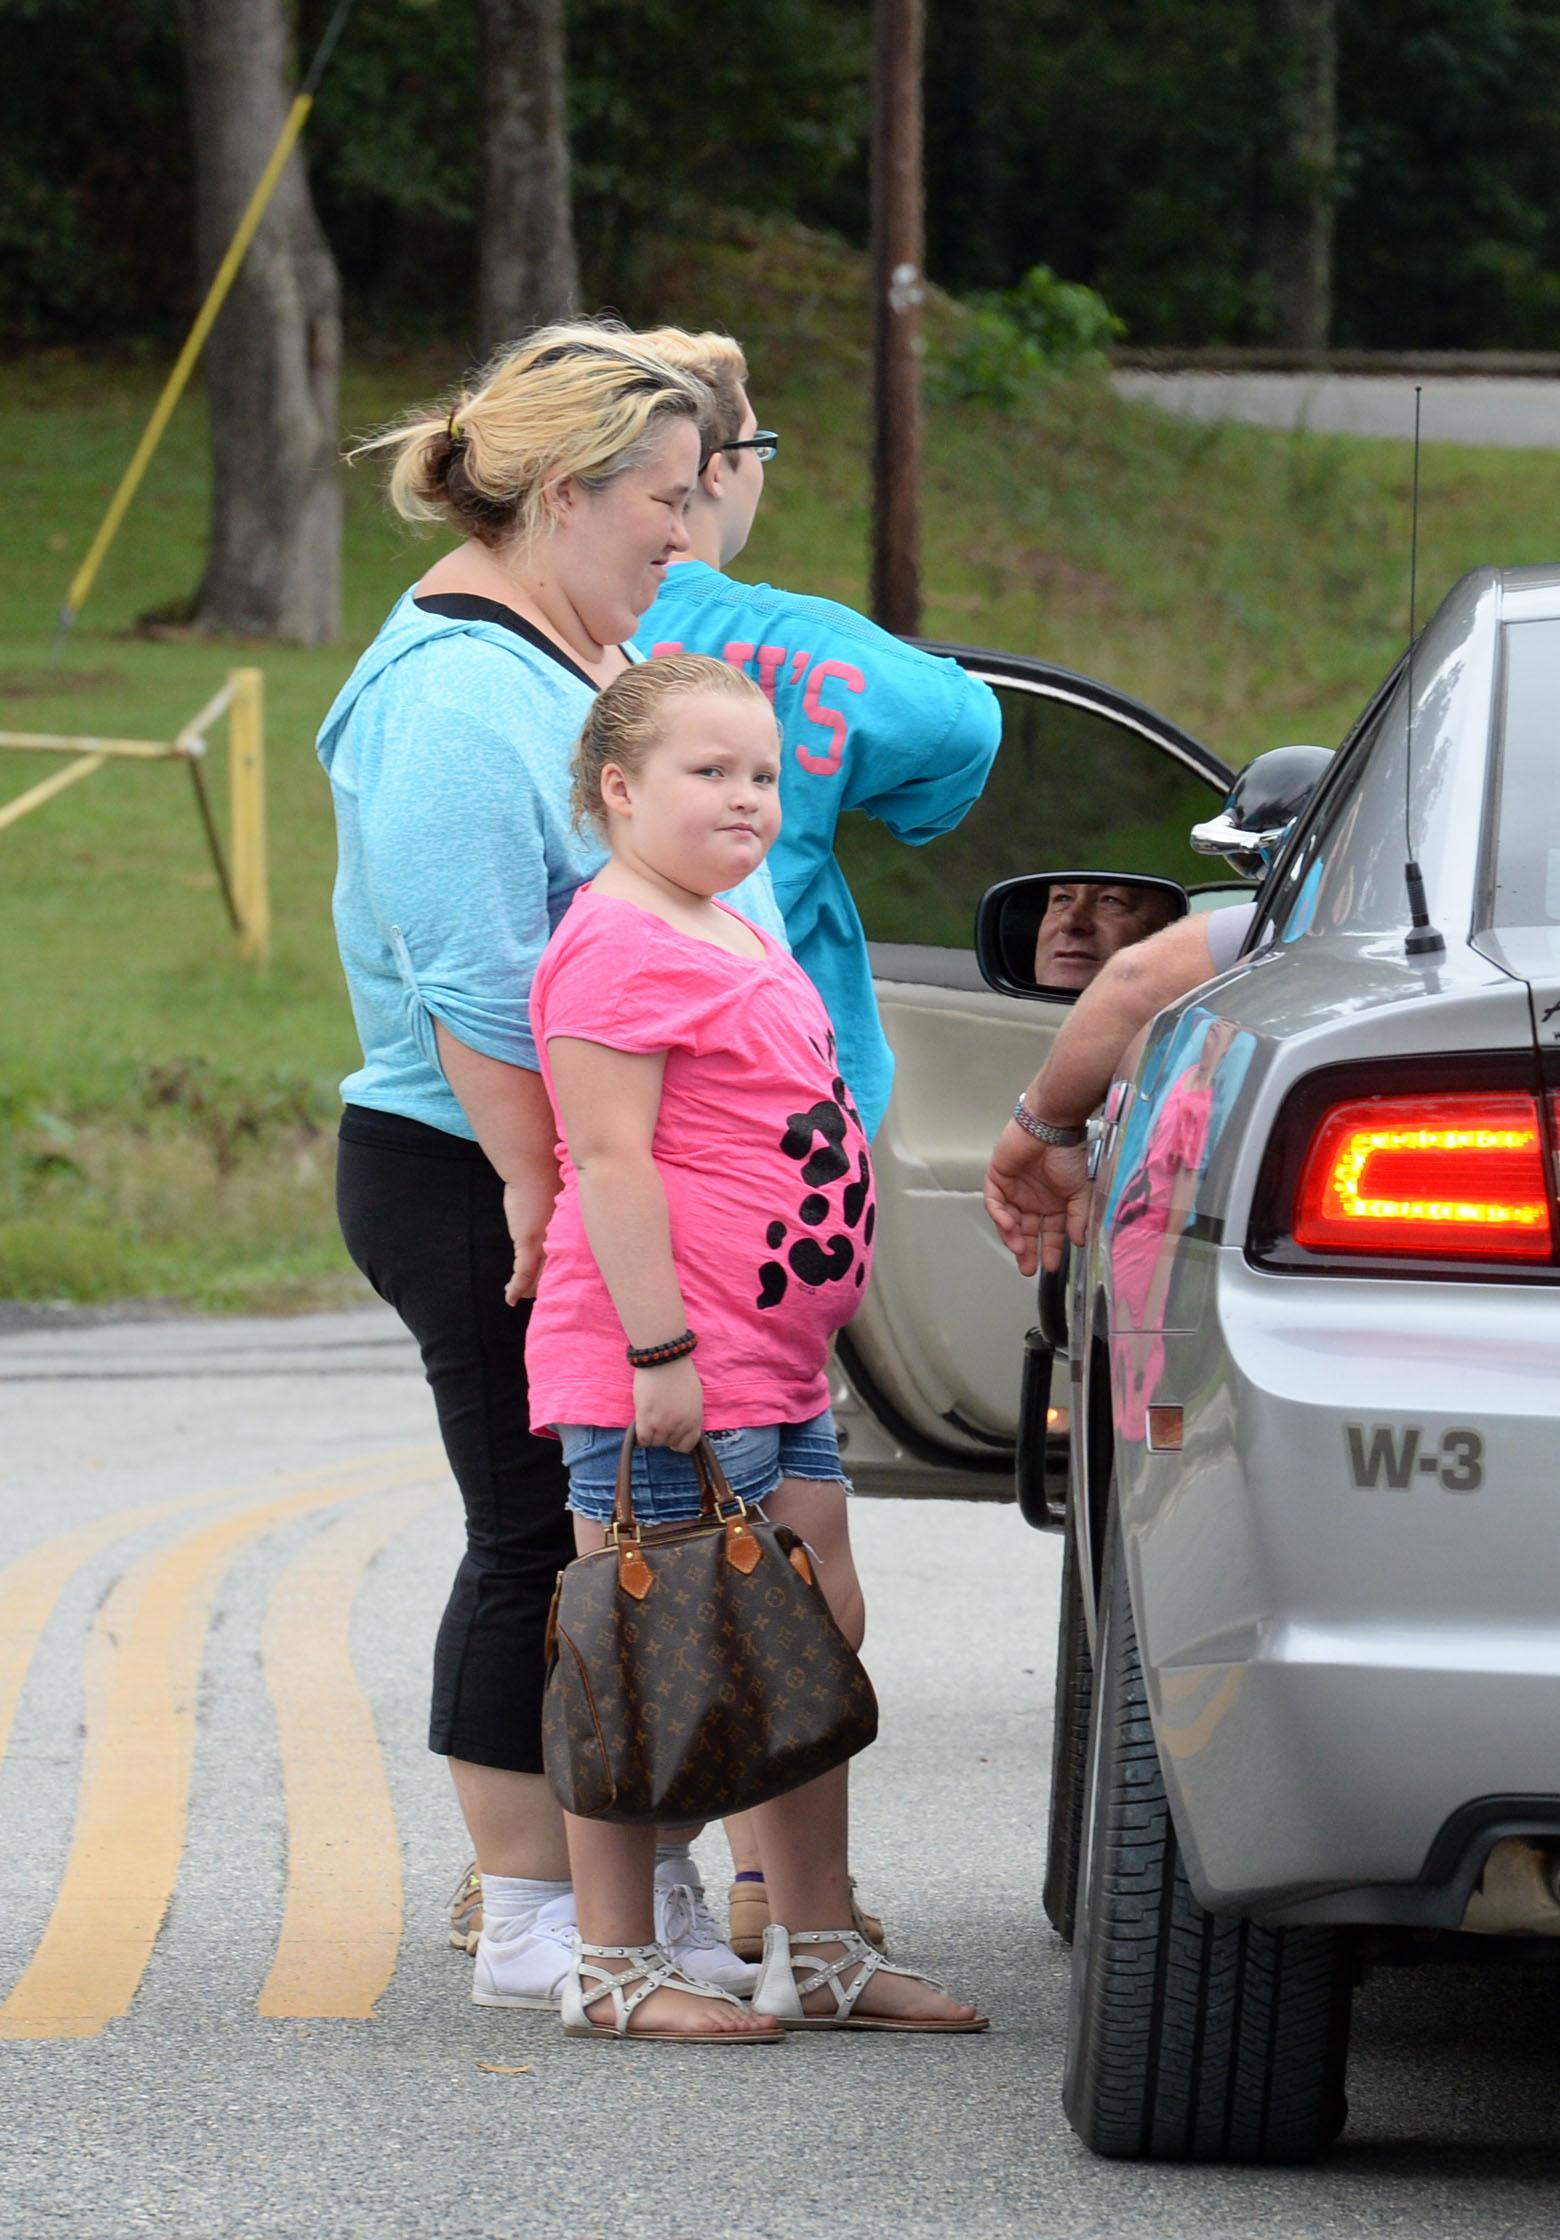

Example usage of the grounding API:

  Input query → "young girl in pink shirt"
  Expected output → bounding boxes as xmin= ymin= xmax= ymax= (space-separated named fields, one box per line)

xmin=527 ymin=654 xmax=987 ymax=2044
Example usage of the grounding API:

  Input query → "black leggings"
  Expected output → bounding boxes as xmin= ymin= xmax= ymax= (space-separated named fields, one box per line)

xmin=335 ymin=1105 xmax=574 ymax=1773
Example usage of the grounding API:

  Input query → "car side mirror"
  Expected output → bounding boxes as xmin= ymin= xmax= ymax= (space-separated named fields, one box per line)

xmin=975 ymin=871 xmax=1189 ymax=1003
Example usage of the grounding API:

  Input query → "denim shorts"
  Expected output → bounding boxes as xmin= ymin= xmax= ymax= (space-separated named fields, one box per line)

xmin=556 ymin=1411 xmax=850 ymax=1526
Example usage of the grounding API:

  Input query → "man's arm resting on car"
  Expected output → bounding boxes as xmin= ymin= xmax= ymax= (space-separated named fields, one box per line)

xmin=983 ymin=911 xmax=1222 ymax=1277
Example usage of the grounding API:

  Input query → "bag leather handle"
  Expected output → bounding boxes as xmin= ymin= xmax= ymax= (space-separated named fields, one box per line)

xmin=611 ymin=1426 xmax=738 ymax=1538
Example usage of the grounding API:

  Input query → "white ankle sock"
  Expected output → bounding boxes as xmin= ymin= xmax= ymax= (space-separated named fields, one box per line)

xmin=654 ymin=1842 xmax=698 ymax=1884
xmin=480 ymin=1873 xmax=572 ymax=1926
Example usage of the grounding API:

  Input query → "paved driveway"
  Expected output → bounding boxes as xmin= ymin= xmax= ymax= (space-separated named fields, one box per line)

xmin=3 ymin=1305 xmax=1560 ymax=2238
xmin=1114 ymin=370 xmax=1560 ymax=447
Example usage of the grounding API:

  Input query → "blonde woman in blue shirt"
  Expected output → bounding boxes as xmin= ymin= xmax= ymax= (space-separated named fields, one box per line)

xmin=320 ymin=321 xmax=783 ymax=2037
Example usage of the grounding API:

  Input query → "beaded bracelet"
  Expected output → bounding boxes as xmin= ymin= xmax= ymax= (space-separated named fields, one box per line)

xmin=626 ymin=1329 xmax=698 ymax=1369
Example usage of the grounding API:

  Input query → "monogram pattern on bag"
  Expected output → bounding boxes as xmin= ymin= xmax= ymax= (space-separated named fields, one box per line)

xmin=542 ymin=1519 xmax=878 ymax=1825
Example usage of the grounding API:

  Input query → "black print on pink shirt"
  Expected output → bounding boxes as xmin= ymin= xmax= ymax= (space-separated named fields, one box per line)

xmin=829 ymin=1068 xmax=864 ymax=1136
xmin=755 ymin=1094 xmax=876 ymax=1310
xmin=779 ymin=1099 xmax=851 ymax=1185
xmin=788 ymin=1234 xmax=855 ymax=1284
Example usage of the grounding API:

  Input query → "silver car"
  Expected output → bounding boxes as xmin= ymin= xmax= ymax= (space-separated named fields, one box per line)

xmin=974 ymin=566 xmax=1560 ymax=2164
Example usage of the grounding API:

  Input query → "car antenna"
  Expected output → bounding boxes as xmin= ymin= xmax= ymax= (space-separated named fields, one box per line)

xmin=1403 ymin=385 xmax=1444 ymax=959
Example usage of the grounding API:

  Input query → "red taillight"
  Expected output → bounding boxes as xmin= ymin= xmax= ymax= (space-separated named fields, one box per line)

xmin=1293 ymin=1092 xmax=1553 ymax=1261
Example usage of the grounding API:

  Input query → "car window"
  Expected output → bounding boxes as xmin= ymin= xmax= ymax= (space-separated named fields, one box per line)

xmin=1486 ymin=619 xmax=1560 ymax=931
xmin=838 ymin=679 xmax=1227 ymax=948
xmin=1247 ymin=659 xmax=1405 ymax=951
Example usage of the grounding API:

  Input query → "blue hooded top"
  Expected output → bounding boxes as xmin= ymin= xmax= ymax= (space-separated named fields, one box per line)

xmin=636 ymin=560 xmax=1001 ymax=1135
xmin=317 ymin=590 xmax=784 ymax=1139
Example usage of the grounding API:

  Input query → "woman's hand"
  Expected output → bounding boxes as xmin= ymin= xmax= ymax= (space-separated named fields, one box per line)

xmin=983 ymin=1123 xmax=1092 ymax=1278
xmin=633 ymin=1358 xmax=704 ymax=1452
xmin=502 ymin=1172 xmax=558 ymax=1304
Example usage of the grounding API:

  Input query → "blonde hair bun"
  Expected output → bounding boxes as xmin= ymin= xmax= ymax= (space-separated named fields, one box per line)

xmin=350 ymin=317 xmax=715 ymax=548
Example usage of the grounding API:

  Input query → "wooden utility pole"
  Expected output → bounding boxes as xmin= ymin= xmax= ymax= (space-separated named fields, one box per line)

xmin=870 ymin=0 xmax=924 ymax=635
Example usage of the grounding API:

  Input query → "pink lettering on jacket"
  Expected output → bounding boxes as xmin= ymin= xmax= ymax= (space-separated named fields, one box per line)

xmin=649 ymin=641 xmax=684 ymax=658
xmin=754 ymin=645 xmax=788 ymax=702
xmin=797 ymin=659 xmax=865 ymax=776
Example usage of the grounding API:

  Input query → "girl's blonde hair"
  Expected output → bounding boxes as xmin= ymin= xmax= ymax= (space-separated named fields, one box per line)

xmin=633 ymin=327 xmax=750 ymax=457
xmin=349 ymin=318 xmax=714 ymax=549
xmin=571 ymin=654 xmax=777 ymax=835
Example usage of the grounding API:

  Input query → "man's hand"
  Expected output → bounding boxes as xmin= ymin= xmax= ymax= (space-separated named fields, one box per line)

xmin=983 ymin=1121 xmax=1091 ymax=1278
xmin=502 ymin=1171 xmax=558 ymax=1304
xmin=633 ymin=1358 xmax=704 ymax=1451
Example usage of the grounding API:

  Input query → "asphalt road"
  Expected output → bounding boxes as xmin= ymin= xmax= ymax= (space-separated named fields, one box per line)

xmin=4 ymin=1304 xmax=1560 ymax=2239
xmin=1113 ymin=369 xmax=1560 ymax=447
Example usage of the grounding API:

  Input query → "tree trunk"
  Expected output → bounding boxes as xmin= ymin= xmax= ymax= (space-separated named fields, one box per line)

xmin=476 ymin=0 xmax=579 ymax=359
xmin=177 ymin=0 xmax=341 ymax=645
xmin=1254 ymin=0 xmax=1337 ymax=351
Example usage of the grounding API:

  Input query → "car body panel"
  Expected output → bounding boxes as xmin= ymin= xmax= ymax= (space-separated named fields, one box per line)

xmin=1063 ymin=566 xmax=1560 ymax=1925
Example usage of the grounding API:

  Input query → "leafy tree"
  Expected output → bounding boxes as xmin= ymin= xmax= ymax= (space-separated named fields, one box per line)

xmin=1333 ymin=0 xmax=1560 ymax=347
xmin=10 ymin=0 xmax=1560 ymax=356
xmin=0 ymin=0 xmax=191 ymax=339
xmin=566 ymin=0 xmax=870 ymax=302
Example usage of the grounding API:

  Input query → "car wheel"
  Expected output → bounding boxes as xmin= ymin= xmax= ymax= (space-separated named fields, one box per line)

xmin=1042 ymin=1503 xmax=1092 ymax=1942
xmin=1063 ymin=1498 xmax=1354 ymax=2164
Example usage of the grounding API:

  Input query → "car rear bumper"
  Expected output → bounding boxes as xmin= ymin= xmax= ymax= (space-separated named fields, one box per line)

xmin=1117 ymin=1253 xmax=1560 ymax=1921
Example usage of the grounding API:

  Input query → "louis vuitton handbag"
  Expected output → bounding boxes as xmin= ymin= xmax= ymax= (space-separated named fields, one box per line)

xmin=541 ymin=1430 xmax=878 ymax=1824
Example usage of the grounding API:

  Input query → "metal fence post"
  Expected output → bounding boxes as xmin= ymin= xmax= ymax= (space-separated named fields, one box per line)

xmin=227 ymin=669 xmax=270 ymax=966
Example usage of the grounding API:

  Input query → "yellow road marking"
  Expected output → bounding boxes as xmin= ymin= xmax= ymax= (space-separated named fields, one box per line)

xmin=0 ymin=1445 xmax=441 ymax=1775
xmin=0 ymin=1462 xmax=438 ymax=2040
xmin=257 ymin=1484 xmax=440 ymax=2020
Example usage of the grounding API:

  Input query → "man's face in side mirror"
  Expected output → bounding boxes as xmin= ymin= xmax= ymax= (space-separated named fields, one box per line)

xmin=1032 ymin=880 xmax=1181 ymax=992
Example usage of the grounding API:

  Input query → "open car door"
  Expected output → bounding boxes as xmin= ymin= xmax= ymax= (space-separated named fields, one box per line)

xmin=832 ymin=648 xmax=1232 ymax=1498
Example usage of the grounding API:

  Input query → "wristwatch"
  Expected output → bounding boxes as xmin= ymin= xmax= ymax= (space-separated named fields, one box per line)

xmin=1012 ymin=1094 xmax=1086 ymax=1148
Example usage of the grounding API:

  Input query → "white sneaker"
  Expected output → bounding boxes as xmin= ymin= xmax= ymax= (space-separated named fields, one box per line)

xmin=653 ymin=1863 xmax=759 ymax=1997
xmin=472 ymin=1894 xmax=579 ymax=2010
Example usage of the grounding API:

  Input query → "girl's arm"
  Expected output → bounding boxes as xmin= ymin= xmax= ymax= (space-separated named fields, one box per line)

xmin=546 ymin=1035 xmax=703 ymax=1451
xmin=435 ymin=1023 xmax=559 ymax=1305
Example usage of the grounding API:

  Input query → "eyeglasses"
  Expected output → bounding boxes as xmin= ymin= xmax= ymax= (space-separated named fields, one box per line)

xmin=712 ymin=430 xmax=779 ymax=464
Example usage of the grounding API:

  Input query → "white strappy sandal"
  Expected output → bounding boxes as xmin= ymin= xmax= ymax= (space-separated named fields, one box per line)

xmin=561 ymin=1939 xmax=785 ymax=2044
xmin=751 ymin=1925 xmax=989 ymax=2033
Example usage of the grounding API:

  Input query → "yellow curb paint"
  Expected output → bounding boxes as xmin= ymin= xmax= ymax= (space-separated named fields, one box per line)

xmin=0 ymin=1444 xmax=442 ymax=1776
xmin=257 ymin=1484 xmax=440 ymax=2020
xmin=0 ymin=1464 xmax=437 ymax=2040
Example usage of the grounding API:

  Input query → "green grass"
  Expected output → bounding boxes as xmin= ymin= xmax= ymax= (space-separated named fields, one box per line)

xmin=5 ymin=224 xmax=1560 ymax=1305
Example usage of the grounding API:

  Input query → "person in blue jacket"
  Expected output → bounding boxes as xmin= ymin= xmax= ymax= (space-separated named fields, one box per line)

xmin=631 ymin=326 xmax=1001 ymax=1965
xmin=633 ymin=329 xmax=1002 ymax=1142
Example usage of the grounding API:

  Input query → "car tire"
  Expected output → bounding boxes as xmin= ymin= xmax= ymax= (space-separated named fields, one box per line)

xmin=1042 ymin=1504 xmax=1092 ymax=1942
xmin=1063 ymin=1500 xmax=1354 ymax=2164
